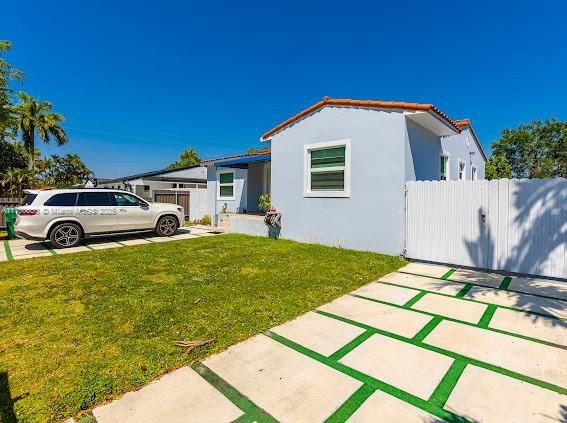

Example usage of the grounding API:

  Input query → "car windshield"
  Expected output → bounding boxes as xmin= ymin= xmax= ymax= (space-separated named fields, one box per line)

xmin=20 ymin=194 xmax=37 ymax=206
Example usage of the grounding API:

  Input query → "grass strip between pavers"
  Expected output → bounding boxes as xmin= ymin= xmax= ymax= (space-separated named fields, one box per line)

xmin=455 ymin=283 xmax=474 ymax=298
xmin=400 ymin=270 xmax=564 ymax=302
xmin=42 ymin=242 xmax=57 ymax=255
xmin=402 ymin=290 xmax=428 ymax=308
xmin=324 ymin=384 xmax=376 ymax=423
xmin=328 ymin=331 xmax=374 ymax=361
xmin=351 ymin=293 xmax=566 ymax=350
xmin=266 ymin=330 xmax=468 ymax=423
xmin=83 ymin=243 xmax=95 ymax=251
xmin=378 ymin=279 xmax=566 ymax=322
xmin=428 ymin=361 xmax=468 ymax=408
xmin=440 ymin=268 xmax=456 ymax=280
xmin=192 ymin=363 xmax=277 ymax=423
xmin=3 ymin=239 xmax=13 ymax=261
xmin=314 ymin=310 xmax=567 ymax=395
xmin=478 ymin=304 xmax=497 ymax=328
xmin=499 ymin=276 xmax=512 ymax=290
xmin=412 ymin=315 xmax=443 ymax=343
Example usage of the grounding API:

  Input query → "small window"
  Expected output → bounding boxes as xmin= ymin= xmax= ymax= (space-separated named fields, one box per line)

xmin=143 ymin=185 xmax=150 ymax=191
xmin=198 ymin=184 xmax=207 ymax=189
xmin=218 ymin=171 xmax=234 ymax=199
xmin=440 ymin=155 xmax=449 ymax=180
xmin=77 ymin=192 xmax=112 ymax=206
xmin=44 ymin=193 xmax=78 ymax=207
xmin=112 ymin=192 xmax=146 ymax=207
xmin=20 ymin=194 xmax=37 ymax=206
xmin=178 ymin=184 xmax=185 ymax=188
xmin=471 ymin=166 xmax=477 ymax=180
xmin=305 ymin=140 xmax=350 ymax=197
xmin=458 ymin=161 xmax=466 ymax=180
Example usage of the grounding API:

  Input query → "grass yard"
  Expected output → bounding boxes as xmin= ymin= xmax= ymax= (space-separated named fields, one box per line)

xmin=0 ymin=234 xmax=405 ymax=422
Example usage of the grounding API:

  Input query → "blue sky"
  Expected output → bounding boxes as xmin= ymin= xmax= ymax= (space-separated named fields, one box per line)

xmin=4 ymin=0 xmax=566 ymax=178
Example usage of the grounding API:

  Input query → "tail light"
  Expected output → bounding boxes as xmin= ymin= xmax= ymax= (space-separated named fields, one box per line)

xmin=18 ymin=209 xmax=39 ymax=216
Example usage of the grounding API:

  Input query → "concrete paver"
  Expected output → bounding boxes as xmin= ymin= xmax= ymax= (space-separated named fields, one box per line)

xmin=318 ymin=295 xmax=433 ymax=339
xmin=204 ymin=334 xmax=362 ymax=422
xmin=351 ymin=282 xmax=420 ymax=306
xmin=117 ymin=237 xmax=151 ymax=246
xmin=51 ymin=245 xmax=90 ymax=254
xmin=399 ymin=262 xmax=452 ymax=279
xmin=465 ymin=285 xmax=567 ymax=319
xmin=508 ymin=276 xmax=567 ymax=300
xmin=270 ymin=311 xmax=365 ymax=357
xmin=411 ymin=293 xmax=488 ymax=324
xmin=339 ymin=333 xmax=454 ymax=400
xmin=423 ymin=320 xmax=567 ymax=388
xmin=445 ymin=365 xmax=566 ymax=423
xmin=448 ymin=268 xmax=504 ymax=287
xmin=489 ymin=307 xmax=567 ymax=346
xmin=92 ymin=367 xmax=244 ymax=423
xmin=378 ymin=272 xmax=464 ymax=296
xmin=347 ymin=389 xmax=440 ymax=422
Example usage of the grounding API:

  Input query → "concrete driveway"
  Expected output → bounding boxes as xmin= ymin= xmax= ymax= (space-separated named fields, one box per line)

xmin=0 ymin=226 xmax=220 ymax=261
xmin=75 ymin=262 xmax=566 ymax=423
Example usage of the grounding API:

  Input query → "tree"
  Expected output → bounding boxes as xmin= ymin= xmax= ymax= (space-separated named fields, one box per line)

xmin=485 ymin=155 xmax=512 ymax=180
xmin=0 ymin=40 xmax=23 ymax=141
xmin=0 ymin=139 xmax=27 ymax=173
xmin=0 ymin=167 xmax=38 ymax=197
xmin=11 ymin=92 xmax=69 ymax=169
xmin=167 ymin=147 xmax=201 ymax=169
xmin=491 ymin=118 xmax=566 ymax=178
xmin=41 ymin=154 xmax=93 ymax=188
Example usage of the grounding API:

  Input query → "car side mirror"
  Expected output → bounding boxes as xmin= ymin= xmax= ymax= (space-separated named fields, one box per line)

xmin=140 ymin=202 xmax=149 ymax=208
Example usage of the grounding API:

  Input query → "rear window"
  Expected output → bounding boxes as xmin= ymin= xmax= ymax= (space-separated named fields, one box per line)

xmin=77 ymin=192 xmax=112 ymax=206
xmin=20 ymin=194 xmax=38 ymax=206
xmin=44 ymin=193 xmax=78 ymax=207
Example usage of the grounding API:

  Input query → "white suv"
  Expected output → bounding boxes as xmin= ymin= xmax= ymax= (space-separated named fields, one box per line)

xmin=15 ymin=189 xmax=185 ymax=248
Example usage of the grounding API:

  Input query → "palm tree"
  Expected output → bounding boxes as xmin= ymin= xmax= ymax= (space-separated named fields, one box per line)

xmin=11 ymin=92 xmax=68 ymax=169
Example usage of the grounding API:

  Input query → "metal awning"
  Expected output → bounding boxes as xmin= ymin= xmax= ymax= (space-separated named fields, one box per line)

xmin=213 ymin=154 xmax=271 ymax=169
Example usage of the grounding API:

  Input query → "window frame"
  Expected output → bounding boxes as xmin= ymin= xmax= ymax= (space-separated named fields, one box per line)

xmin=458 ymin=160 xmax=466 ymax=180
xmin=304 ymin=139 xmax=351 ymax=198
xmin=440 ymin=154 xmax=449 ymax=181
xmin=44 ymin=193 xmax=78 ymax=207
xmin=217 ymin=169 xmax=235 ymax=200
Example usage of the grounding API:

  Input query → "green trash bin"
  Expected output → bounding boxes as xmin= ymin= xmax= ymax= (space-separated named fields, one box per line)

xmin=3 ymin=207 xmax=17 ymax=239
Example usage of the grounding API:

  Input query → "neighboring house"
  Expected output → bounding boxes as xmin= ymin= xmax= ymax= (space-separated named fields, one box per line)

xmin=209 ymin=96 xmax=486 ymax=255
xmin=202 ymin=150 xmax=271 ymax=222
xmin=96 ymin=165 xmax=208 ymax=220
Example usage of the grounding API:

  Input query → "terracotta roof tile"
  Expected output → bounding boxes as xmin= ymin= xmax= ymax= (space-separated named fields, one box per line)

xmin=261 ymin=97 xmax=460 ymax=140
xmin=452 ymin=118 xmax=487 ymax=161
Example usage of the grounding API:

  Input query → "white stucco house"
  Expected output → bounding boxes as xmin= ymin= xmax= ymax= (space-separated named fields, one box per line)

xmin=96 ymin=164 xmax=208 ymax=220
xmin=207 ymin=96 xmax=487 ymax=255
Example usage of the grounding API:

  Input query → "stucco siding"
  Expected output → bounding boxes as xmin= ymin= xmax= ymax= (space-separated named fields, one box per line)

xmin=207 ymin=166 xmax=248 ymax=221
xmin=441 ymin=128 xmax=485 ymax=180
xmin=404 ymin=119 xmax=443 ymax=181
xmin=270 ymin=106 xmax=407 ymax=255
xmin=246 ymin=162 xmax=265 ymax=212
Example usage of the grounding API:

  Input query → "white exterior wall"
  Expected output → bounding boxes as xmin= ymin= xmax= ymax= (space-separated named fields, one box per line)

xmin=406 ymin=178 xmax=566 ymax=279
xmin=441 ymin=127 xmax=485 ymax=180
xmin=270 ymin=106 xmax=407 ymax=255
xmin=207 ymin=166 xmax=248 ymax=224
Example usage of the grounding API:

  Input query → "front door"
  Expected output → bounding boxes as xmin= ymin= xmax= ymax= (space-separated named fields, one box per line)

xmin=111 ymin=192 xmax=154 ymax=230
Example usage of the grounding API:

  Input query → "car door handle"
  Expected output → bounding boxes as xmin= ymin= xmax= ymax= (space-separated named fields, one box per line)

xmin=119 ymin=208 xmax=127 ymax=212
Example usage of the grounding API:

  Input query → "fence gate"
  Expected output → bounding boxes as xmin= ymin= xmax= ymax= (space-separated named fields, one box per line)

xmin=153 ymin=190 xmax=190 ymax=219
xmin=405 ymin=179 xmax=566 ymax=279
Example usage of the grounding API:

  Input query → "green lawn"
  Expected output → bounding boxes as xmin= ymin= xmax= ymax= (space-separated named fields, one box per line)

xmin=0 ymin=234 xmax=405 ymax=422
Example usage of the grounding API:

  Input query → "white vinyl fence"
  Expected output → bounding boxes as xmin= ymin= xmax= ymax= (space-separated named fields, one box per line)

xmin=405 ymin=178 xmax=566 ymax=279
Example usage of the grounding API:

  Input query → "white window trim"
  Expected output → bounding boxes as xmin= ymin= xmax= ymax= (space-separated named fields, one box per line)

xmin=217 ymin=169 xmax=235 ymax=200
xmin=458 ymin=160 xmax=466 ymax=180
xmin=304 ymin=139 xmax=351 ymax=198
xmin=440 ymin=154 xmax=449 ymax=181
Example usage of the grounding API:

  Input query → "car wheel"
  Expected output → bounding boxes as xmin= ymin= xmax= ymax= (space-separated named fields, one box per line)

xmin=50 ymin=223 xmax=82 ymax=249
xmin=155 ymin=216 xmax=178 ymax=237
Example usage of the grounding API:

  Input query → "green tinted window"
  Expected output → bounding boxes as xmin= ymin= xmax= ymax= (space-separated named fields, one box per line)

xmin=219 ymin=172 xmax=234 ymax=184
xmin=311 ymin=171 xmax=345 ymax=190
xmin=311 ymin=147 xmax=345 ymax=169
xmin=440 ymin=156 xmax=446 ymax=173
xmin=219 ymin=185 xmax=234 ymax=197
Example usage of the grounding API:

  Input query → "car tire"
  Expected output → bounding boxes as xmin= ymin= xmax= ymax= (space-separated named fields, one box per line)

xmin=155 ymin=215 xmax=178 ymax=237
xmin=49 ymin=222 xmax=82 ymax=249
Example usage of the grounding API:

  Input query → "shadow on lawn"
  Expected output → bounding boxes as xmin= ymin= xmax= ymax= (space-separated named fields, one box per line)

xmin=0 ymin=371 xmax=21 ymax=423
